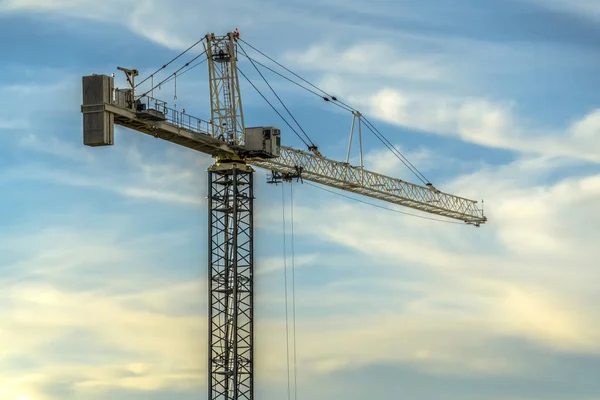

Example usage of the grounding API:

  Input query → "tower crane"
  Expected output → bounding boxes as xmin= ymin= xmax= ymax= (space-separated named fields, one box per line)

xmin=80 ymin=31 xmax=486 ymax=400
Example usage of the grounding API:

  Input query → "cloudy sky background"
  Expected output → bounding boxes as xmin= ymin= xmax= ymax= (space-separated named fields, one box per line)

xmin=1 ymin=0 xmax=600 ymax=399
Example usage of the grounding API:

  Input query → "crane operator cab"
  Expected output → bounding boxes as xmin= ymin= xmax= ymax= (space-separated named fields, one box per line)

xmin=244 ymin=126 xmax=281 ymax=159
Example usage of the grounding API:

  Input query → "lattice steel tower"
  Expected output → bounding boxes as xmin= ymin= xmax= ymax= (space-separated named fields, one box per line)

xmin=206 ymin=32 xmax=254 ymax=400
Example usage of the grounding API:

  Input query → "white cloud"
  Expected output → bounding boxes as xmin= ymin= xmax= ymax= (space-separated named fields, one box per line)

xmin=0 ymin=0 xmax=327 ymax=50
xmin=0 ymin=215 xmax=206 ymax=397
xmin=361 ymin=143 xmax=478 ymax=179
xmin=285 ymin=157 xmax=600 ymax=354
xmin=0 ymin=282 xmax=206 ymax=394
xmin=0 ymin=78 xmax=79 ymax=126
xmin=18 ymin=132 xmax=96 ymax=163
xmin=2 ymin=130 xmax=210 ymax=206
xmin=0 ymin=0 xmax=186 ymax=49
xmin=307 ymin=72 xmax=600 ymax=162
xmin=256 ymin=254 xmax=319 ymax=276
xmin=386 ymin=91 xmax=600 ymax=163
xmin=285 ymin=42 xmax=445 ymax=82
xmin=274 ymin=34 xmax=600 ymax=162
xmin=235 ymin=154 xmax=599 ymax=383
xmin=0 ymin=0 xmax=496 ymax=57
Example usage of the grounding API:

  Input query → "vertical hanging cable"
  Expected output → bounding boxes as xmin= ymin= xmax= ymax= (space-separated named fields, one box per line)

xmin=282 ymin=185 xmax=292 ymax=400
xmin=290 ymin=182 xmax=298 ymax=400
xmin=173 ymin=72 xmax=178 ymax=123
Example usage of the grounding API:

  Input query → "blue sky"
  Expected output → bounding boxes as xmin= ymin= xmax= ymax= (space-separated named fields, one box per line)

xmin=1 ymin=0 xmax=600 ymax=399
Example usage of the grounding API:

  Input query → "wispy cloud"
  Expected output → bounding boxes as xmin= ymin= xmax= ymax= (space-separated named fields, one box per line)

xmin=256 ymin=254 xmax=319 ymax=276
xmin=18 ymin=132 xmax=96 ymax=163
xmin=279 ymin=159 xmax=600 ymax=355
xmin=285 ymin=42 xmax=445 ymax=83
xmin=0 ymin=0 xmax=331 ymax=50
xmin=282 ymin=41 xmax=600 ymax=162
xmin=2 ymin=131 xmax=209 ymax=206
xmin=0 ymin=211 xmax=207 ymax=398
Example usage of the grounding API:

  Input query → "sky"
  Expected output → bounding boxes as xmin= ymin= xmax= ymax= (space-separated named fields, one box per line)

xmin=1 ymin=0 xmax=600 ymax=399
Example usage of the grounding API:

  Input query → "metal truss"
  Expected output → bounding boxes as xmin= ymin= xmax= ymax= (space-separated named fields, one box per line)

xmin=248 ymin=146 xmax=487 ymax=225
xmin=104 ymin=93 xmax=484 ymax=224
xmin=208 ymin=163 xmax=254 ymax=400
xmin=206 ymin=33 xmax=246 ymax=146
xmin=100 ymin=76 xmax=484 ymax=225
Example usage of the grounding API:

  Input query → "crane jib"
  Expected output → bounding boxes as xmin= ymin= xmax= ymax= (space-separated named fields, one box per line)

xmin=81 ymin=75 xmax=485 ymax=226
xmin=248 ymin=146 xmax=486 ymax=225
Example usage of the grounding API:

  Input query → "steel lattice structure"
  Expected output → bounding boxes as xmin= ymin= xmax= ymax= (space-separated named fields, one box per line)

xmin=81 ymin=30 xmax=486 ymax=400
xmin=208 ymin=163 xmax=254 ymax=400
xmin=250 ymin=146 xmax=484 ymax=225
xmin=206 ymin=32 xmax=246 ymax=145
xmin=88 ymin=97 xmax=486 ymax=225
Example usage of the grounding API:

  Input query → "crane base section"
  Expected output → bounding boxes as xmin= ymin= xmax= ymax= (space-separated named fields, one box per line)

xmin=207 ymin=162 xmax=254 ymax=400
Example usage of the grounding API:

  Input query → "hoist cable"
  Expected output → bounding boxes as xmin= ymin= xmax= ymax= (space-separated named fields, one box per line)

xmin=290 ymin=182 xmax=298 ymax=400
xmin=281 ymin=185 xmax=292 ymax=400
xmin=237 ymin=67 xmax=311 ymax=148
xmin=135 ymin=37 xmax=206 ymax=88
xmin=238 ymin=42 xmax=316 ymax=147
xmin=173 ymin=73 xmax=177 ymax=109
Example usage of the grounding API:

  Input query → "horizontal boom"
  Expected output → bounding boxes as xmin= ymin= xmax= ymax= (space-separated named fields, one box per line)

xmin=251 ymin=148 xmax=485 ymax=225
xmin=81 ymin=73 xmax=486 ymax=225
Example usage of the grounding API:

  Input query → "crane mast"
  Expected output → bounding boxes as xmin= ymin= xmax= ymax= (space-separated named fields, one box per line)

xmin=80 ymin=30 xmax=486 ymax=400
xmin=206 ymin=33 xmax=246 ymax=145
xmin=207 ymin=161 xmax=254 ymax=400
xmin=205 ymin=33 xmax=254 ymax=400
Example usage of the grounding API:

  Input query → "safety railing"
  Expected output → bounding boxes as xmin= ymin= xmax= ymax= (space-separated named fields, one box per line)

xmin=112 ymin=89 xmax=212 ymax=136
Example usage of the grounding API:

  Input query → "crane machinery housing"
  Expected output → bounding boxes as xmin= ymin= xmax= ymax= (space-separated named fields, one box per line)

xmin=80 ymin=31 xmax=486 ymax=400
